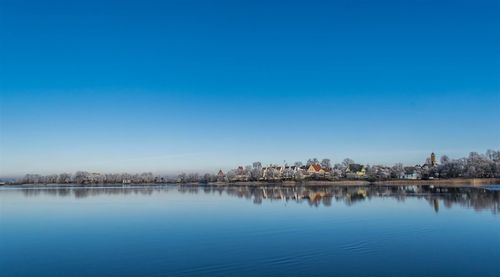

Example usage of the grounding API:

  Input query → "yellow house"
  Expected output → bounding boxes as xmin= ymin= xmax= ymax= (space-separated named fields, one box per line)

xmin=307 ymin=164 xmax=325 ymax=174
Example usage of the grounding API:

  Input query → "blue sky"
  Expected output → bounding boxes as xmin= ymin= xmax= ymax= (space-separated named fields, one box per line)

xmin=0 ymin=0 xmax=499 ymax=176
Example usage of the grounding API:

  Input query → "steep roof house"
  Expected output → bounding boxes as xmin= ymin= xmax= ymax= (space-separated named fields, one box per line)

xmin=307 ymin=164 xmax=324 ymax=174
xmin=217 ymin=170 xmax=225 ymax=177
xmin=217 ymin=170 xmax=226 ymax=182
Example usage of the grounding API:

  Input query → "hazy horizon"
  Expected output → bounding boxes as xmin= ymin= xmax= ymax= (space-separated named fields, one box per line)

xmin=1 ymin=1 xmax=499 ymax=177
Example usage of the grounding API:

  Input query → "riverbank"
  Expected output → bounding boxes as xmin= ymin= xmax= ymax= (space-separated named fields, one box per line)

xmin=219 ymin=180 xmax=371 ymax=187
xmin=373 ymin=178 xmax=500 ymax=187
xmin=218 ymin=178 xmax=499 ymax=187
xmin=2 ymin=178 xmax=498 ymax=188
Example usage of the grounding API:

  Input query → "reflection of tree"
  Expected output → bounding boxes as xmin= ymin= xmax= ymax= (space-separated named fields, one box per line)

xmin=18 ymin=184 xmax=499 ymax=214
xmin=21 ymin=186 xmax=159 ymax=199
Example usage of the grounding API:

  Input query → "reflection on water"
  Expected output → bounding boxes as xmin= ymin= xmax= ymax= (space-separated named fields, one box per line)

xmin=2 ymin=184 xmax=499 ymax=277
xmin=13 ymin=184 xmax=500 ymax=214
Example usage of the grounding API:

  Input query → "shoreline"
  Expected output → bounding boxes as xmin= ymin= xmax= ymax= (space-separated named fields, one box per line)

xmin=2 ymin=178 xmax=498 ymax=188
xmin=373 ymin=178 xmax=500 ymax=186
xmin=217 ymin=178 xmax=500 ymax=187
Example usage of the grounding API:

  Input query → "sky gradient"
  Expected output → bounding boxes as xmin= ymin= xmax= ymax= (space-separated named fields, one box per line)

xmin=1 ymin=0 xmax=499 ymax=176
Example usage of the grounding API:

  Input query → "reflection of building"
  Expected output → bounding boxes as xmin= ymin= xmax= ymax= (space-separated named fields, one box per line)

xmin=433 ymin=199 xmax=439 ymax=213
xmin=22 ymin=185 xmax=500 ymax=213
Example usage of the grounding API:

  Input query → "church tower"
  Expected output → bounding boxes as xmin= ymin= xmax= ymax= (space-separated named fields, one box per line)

xmin=431 ymin=152 xmax=436 ymax=166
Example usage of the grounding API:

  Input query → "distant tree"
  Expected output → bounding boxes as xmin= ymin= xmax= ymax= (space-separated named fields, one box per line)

xmin=321 ymin=159 xmax=332 ymax=169
xmin=294 ymin=161 xmax=303 ymax=168
xmin=74 ymin=171 xmax=90 ymax=184
xmin=140 ymin=172 xmax=154 ymax=183
xmin=177 ymin=173 xmax=186 ymax=183
xmin=45 ymin=174 xmax=58 ymax=184
xmin=23 ymin=174 xmax=41 ymax=184
xmin=342 ymin=158 xmax=354 ymax=168
xmin=282 ymin=167 xmax=294 ymax=180
xmin=486 ymin=149 xmax=500 ymax=162
xmin=391 ymin=163 xmax=404 ymax=179
xmin=294 ymin=169 xmax=304 ymax=180
xmin=187 ymin=173 xmax=200 ymax=183
xmin=265 ymin=167 xmax=279 ymax=180
xmin=58 ymin=173 xmax=72 ymax=184
xmin=440 ymin=155 xmax=450 ymax=165
xmin=306 ymin=158 xmax=319 ymax=166
xmin=226 ymin=170 xmax=237 ymax=182
xmin=250 ymin=162 xmax=263 ymax=181
xmin=201 ymin=173 xmax=212 ymax=183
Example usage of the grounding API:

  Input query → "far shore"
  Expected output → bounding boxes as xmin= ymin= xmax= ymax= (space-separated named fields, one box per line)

xmin=215 ymin=178 xmax=500 ymax=187
xmin=372 ymin=178 xmax=500 ymax=186
xmin=2 ymin=178 xmax=499 ymax=188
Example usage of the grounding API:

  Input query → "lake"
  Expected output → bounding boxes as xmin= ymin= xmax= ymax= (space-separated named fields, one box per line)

xmin=1 ymin=185 xmax=499 ymax=276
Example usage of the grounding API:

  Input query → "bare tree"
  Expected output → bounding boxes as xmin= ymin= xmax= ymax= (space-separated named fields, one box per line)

xmin=306 ymin=158 xmax=319 ymax=166
xmin=342 ymin=158 xmax=354 ymax=168
xmin=391 ymin=163 xmax=404 ymax=179
xmin=321 ymin=159 xmax=332 ymax=169
xmin=58 ymin=173 xmax=72 ymax=184
xmin=74 ymin=171 xmax=90 ymax=184
xmin=250 ymin=162 xmax=263 ymax=181
xmin=226 ymin=170 xmax=237 ymax=182
xmin=440 ymin=155 xmax=450 ymax=164
xmin=177 ymin=173 xmax=186 ymax=183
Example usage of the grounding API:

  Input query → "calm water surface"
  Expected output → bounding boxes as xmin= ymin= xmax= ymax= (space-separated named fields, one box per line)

xmin=1 ymin=185 xmax=499 ymax=276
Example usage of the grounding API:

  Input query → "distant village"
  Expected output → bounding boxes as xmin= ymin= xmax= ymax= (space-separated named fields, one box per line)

xmin=184 ymin=151 xmax=500 ymax=184
xmin=7 ymin=149 xmax=500 ymax=186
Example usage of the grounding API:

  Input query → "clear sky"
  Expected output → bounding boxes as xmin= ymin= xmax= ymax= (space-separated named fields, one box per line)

xmin=0 ymin=0 xmax=499 ymax=176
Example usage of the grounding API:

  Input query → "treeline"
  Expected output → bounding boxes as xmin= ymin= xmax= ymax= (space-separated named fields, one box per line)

xmin=366 ymin=150 xmax=500 ymax=180
xmin=428 ymin=150 xmax=500 ymax=179
xmin=21 ymin=172 xmax=166 ymax=185
xmin=12 ymin=149 xmax=500 ymax=185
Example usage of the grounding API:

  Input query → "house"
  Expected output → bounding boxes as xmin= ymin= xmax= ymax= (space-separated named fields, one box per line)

xmin=346 ymin=164 xmax=366 ymax=177
xmin=217 ymin=170 xmax=225 ymax=177
xmin=307 ymin=164 xmax=325 ymax=174
xmin=306 ymin=164 xmax=332 ymax=179
xmin=402 ymin=167 xmax=418 ymax=180
xmin=217 ymin=170 xmax=225 ymax=182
